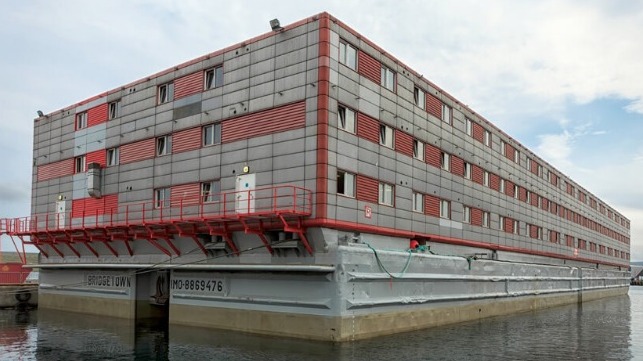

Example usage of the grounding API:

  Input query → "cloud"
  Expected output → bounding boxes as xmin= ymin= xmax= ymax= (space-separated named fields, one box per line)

xmin=536 ymin=131 xmax=573 ymax=169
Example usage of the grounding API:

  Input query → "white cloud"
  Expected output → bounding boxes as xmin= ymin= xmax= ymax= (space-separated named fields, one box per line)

xmin=1 ymin=0 xmax=642 ymax=259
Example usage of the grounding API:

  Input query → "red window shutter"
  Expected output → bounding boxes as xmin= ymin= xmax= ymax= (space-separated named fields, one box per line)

xmin=172 ymin=127 xmax=202 ymax=153
xmin=530 ymin=159 xmax=538 ymax=175
xmin=470 ymin=208 xmax=483 ymax=226
xmin=356 ymin=112 xmax=380 ymax=144
xmin=519 ymin=187 xmax=527 ymax=202
xmin=472 ymin=123 xmax=484 ymax=143
xmin=86 ymin=149 xmax=106 ymax=168
xmin=504 ymin=217 xmax=513 ymax=233
xmin=531 ymin=193 xmax=539 ymax=207
xmin=395 ymin=130 xmax=413 ymax=157
xmin=425 ymin=144 xmax=441 ymax=168
xmin=356 ymin=175 xmax=378 ymax=204
xmin=505 ymin=181 xmax=515 ymax=197
xmin=471 ymin=165 xmax=483 ymax=184
xmin=450 ymin=156 xmax=464 ymax=177
xmin=37 ymin=158 xmax=75 ymax=181
xmin=489 ymin=173 xmax=500 ymax=191
xmin=174 ymin=71 xmax=204 ymax=99
xmin=425 ymin=195 xmax=440 ymax=217
xmin=171 ymin=183 xmax=201 ymax=206
xmin=357 ymin=51 xmax=381 ymax=84
xmin=87 ymin=103 xmax=108 ymax=127
xmin=120 ymin=138 xmax=156 ymax=164
xmin=222 ymin=101 xmax=305 ymax=143
xmin=426 ymin=94 xmax=442 ymax=119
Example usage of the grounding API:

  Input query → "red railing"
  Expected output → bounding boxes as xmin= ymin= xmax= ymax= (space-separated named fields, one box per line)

xmin=4 ymin=185 xmax=312 ymax=235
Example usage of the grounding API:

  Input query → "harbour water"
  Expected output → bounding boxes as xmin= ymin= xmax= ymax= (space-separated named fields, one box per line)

xmin=1 ymin=288 xmax=642 ymax=360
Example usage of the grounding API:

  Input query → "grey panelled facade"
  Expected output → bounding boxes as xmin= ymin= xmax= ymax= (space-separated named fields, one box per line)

xmin=13 ymin=13 xmax=630 ymax=341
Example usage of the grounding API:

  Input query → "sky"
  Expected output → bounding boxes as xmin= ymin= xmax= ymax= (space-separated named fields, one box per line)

xmin=1 ymin=0 xmax=642 ymax=260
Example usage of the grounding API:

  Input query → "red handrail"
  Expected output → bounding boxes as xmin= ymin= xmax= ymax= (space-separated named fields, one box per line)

xmin=1 ymin=185 xmax=312 ymax=235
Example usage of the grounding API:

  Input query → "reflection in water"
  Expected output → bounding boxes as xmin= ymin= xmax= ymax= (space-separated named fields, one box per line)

xmin=0 ymin=289 xmax=641 ymax=360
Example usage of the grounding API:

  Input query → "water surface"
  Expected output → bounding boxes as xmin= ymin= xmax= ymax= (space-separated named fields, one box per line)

xmin=1 ymin=288 xmax=641 ymax=360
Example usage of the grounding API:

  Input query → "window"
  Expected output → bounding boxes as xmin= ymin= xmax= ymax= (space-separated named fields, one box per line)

xmin=465 ymin=119 xmax=473 ymax=136
xmin=338 ymin=105 xmax=356 ymax=133
xmin=482 ymin=211 xmax=490 ymax=228
xmin=439 ymin=200 xmax=450 ymax=219
xmin=108 ymin=100 xmax=121 ymax=120
xmin=154 ymin=188 xmax=171 ymax=209
xmin=339 ymin=41 xmax=357 ymax=70
xmin=500 ymin=140 xmax=506 ymax=156
xmin=156 ymin=135 xmax=172 ymax=156
xmin=412 ymin=192 xmax=424 ymax=213
xmin=414 ymin=87 xmax=425 ymax=109
xmin=527 ymin=157 xmax=532 ymax=171
xmin=205 ymin=65 xmax=224 ymax=89
xmin=464 ymin=162 xmax=472 ymax=180
xmin=337 ymin=170 xmax=355 ymax=197
xmin=499 ymin=216 xmax=505 ymax=231
xmin=74 ymin=155 xmax=86 ymax=173
xmin=381 ymin=65 xmax=395 ymax=91
xmin=158 ymin=82 xmax=174 ymax=104
xmin=76 ymin=112 xmax=87 ymax=130
xmin=413 ymin=140 xmax=424 ymax=161
xmin=201 ymin=180 xmax=220 ymax=203
xmin=107 ymin=147 xmax=119 ymax=166
xmin=202 ymin=123 xmax=221 ymax=146
xmin=499 ymin=178 xmax=505 ymax=193
xmin=483 ymin=171 xmax=490 ymax=187
xmin=378 ymin=182 xmax=394 ymax=206
xmin=463 ymin=205 xmax=471 ymax=223
xmin=513 ymin=220 xmax=520 ymax=235
xmin=526 ymin=191 xmax=531 ymax=204
xmin=441 ymin=104 xmax=451 ymax=124
xmin=441 ymin=152 xmax=450 ymax=171
xmin=379 ymin=124 xmax=393 ymax=148
xmin=513 ymin=185 xmax=519 ymax=199
xmin=484 ymin=130 xmax=491 ymax=147
xmin=514 ymin=149 xmax=520 ymax=163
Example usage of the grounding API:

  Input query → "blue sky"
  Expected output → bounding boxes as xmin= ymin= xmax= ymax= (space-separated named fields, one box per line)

xmin=1 ymin=0 xmax=642 ymax=260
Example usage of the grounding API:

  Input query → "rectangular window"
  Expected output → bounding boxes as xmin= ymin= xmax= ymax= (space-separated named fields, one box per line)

xmin=339 ymin=41 xmax=357 ymax=70
xmin=205 ymin=65 xmax=224 ymax=89
xmin=381 ymin=65 xmax=395 ymax=91
xmin=154 ymin=188 xmax=171 ymax=209
xmin=463 ymin=205 xmax=471 ymax=223
xmin=378 ymin=182 xmax=394 ymax=206
xmin=514 ymin=149 xmax=520 ymax=163
xmin=414 ymin=87 xmax=425 ymax=109
xmin=74 ymin=155 xmax=86 ymax=173
xmin=440 ymin=200 xmax=451 ymax=219
xmin=441 ymin=104 xmax=451 ymax=124
xmin=413 ymin=140 xmax=424 ymax=161
xmin=484 ymin=130 xmax=491 ymax=147
xmin=108 ymin=100 xmax=121 ymax=120
xmin=379 ymin=124 xmax=393 ymax=148
xmin=464 ymin=162 xmax=472 ymax=180
xmin=483 ymin=171 xmax=490 ymax=187
xmin=107 ymin=147 xmax=119 ymax=166
xmin=499 ymin=178 xmax=505 ymax=193
xmin=201 ymin=180 xmax=220 ymax=203
xmin=526 ymin=191 xmax=531 ymax=204
xmin=412 ymin=192 xmax=424 ymax=213
xmin=513 ymin=219 xmax=519 ymax=235
xmin=499 ymin=216 xmax=505 ymax=231
xmin=441 ymin=152 xmax=450 ymax=171
xmin=156 ymin=135 xmax=172 ymax=156
xmin=482 ymin=211 xmax=490 ymax=228
xmin=500 ymin=140 xmax=506 ymax=156
xmin=527 ymin=157 xmax=532 ymax=171
xmin=465 ymin=118 xmax=473 ymax=136
xmin=76 ymin=112 xmax=87 ymax=130
xmin=337 ymin=170 xmax=355 ymax=197
xmin=513 ymin=185 xmax=519 ymax=199
xmin=158 ymin=82 xmax=174 ymax=104
xmin=338 ymin=105 xmax=356 ymax=134
xmin=202 ymin=123 xmax=221 ymax=146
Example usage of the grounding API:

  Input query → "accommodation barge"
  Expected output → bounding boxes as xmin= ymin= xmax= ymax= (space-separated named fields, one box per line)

xmin=0 ymin=13 xmax=630 ymax=341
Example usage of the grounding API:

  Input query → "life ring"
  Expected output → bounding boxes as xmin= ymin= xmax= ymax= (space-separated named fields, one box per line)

xmin=15 ymin=290 xmax=32 ymax=303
